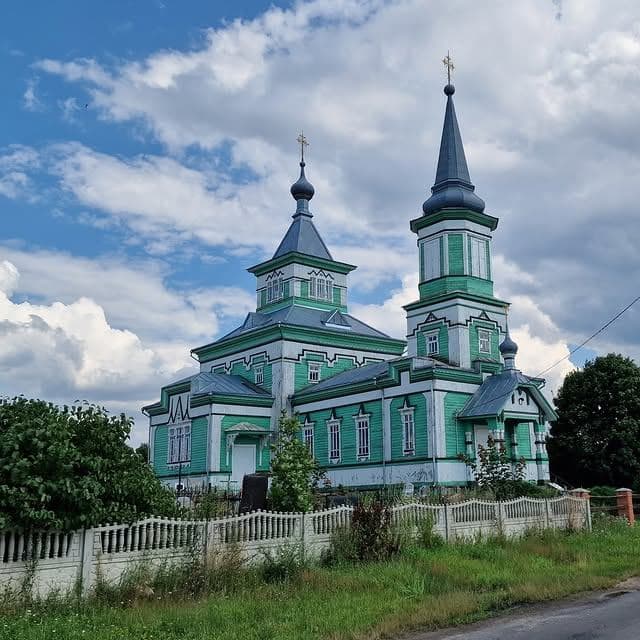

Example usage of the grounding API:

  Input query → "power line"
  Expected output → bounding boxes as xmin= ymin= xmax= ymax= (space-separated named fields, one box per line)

xmin=453 ymin=293 xmax=640 ymax=413
xmin=535 ymin=294 xmax=640 ymax=378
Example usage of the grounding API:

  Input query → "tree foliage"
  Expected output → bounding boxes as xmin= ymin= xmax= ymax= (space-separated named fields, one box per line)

xmin=460 ymin=435 xmax=526 ymax=500
xmin=0 ymin=397 xmax=178 ymax=531
xmin=548 ymin=353 xmax=640 ymax=489
xmin=269 ymin=413 xmax=321 ymax=512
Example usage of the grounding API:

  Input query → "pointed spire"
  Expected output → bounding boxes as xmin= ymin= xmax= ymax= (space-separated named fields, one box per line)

xmin=422 ymin=77 xmax=485 ymax=216
xmin=499 ymin=320 xmax=519 ymax=370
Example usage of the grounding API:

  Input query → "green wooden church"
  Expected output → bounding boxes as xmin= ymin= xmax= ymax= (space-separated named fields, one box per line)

xmin=143 ymin=80 xmax=557 ymax=490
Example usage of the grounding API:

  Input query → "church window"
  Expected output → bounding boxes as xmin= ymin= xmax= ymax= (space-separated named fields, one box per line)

xmin=427 ymin=333 xmax=439 ymax=355
xmin=423 ymin=238 xmax=441 ymax=281
xmin=303 ymin=422 xmax=314 ymax=455
xmin=328 ymin=420 xmax=341 ymax=462
xmin=254 ymin=365 xmax=264 ymax=386
xmin=356 ymin=415 xmax=370 ymax=459
xmin=308 ymin=361 xmax=322 ymax=383
xmin=470 ymin=237 xmax=489 ymax=279
xmin=478 ymin=328 xmax=491 ymax=354
xmin=401 ymin=408 xmax=415 ymax=455
xmin=266 ymin=277 xmax=284 ymax=303
xmin=168 ymin=424 xmax=191 ymax=464
xmin=309 ymin=276 xmax=333 ymax=301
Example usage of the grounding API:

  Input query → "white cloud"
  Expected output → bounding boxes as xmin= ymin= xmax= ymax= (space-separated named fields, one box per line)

xmin=23 ymin=78 xmax=43 ymax=112
xmin=0 ymin=145 xmax=40 ymax=200
xmin=0 ymin=251 xmax=255 ymax=444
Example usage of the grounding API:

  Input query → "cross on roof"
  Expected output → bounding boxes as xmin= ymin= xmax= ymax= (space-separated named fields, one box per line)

xmin=297 ymin=132 xmax=309 ymax=163
xmin=442 ymin=51 xmax=454 ymax=84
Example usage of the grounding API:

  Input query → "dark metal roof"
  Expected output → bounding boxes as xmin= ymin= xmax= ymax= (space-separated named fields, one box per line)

xmin=219 ymin=305 xmax=395 ymax=342
xmin=423 ymin=84 xmax=485 ymax=216
xmin=190 ymin=372 xmax=271 ymax=398
xmin=295 ymin=360 xmax=391 ymax=397
xmin=272 ymin=212 xmax=333 ymax=260
xmin=458 ymin=370 xmax=556 ymax=420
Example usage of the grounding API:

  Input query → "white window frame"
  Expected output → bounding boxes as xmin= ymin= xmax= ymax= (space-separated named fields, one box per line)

xmin=309 ymin=276 xmax=333 ymax=301
xmin=355 ymin=414 xmax=370 ymax=459
xmin=470 ymin=236 xmax=488 ymax=279
xmin=302 ymin=422 xmax=315 ymax=455
xmin=423 ymin=237 xmax=441 ymax=281
xmin=478 ymin=328 xmax=491 ymax=354
xmin=400 ymin=408 xmax=415 ymax=456
xmin=266 ymin=277 xmax=284 ymax=303
xmin=427 ymin=332 xmax=439 ymax=356
xmin=254 ymin=364 xmax=264 ymax=386
xmin=328 ymin=419 xmax=341 ymax=462
xmin=168 ymin=424 xmax=191 ymax=464
xmin=308 ymin=361 xmax=322 ymax=383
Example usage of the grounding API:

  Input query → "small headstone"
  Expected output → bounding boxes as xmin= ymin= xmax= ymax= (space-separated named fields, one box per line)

xmin=239 ymin=474 xmax=268 ymax=513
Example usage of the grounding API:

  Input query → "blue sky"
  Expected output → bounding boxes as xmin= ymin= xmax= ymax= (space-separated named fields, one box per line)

xmin=1 ymin=0 xmax=639 ymax=443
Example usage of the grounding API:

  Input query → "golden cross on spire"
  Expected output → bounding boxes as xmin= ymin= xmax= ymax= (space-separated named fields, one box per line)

xmin=442 ymin=51 xmax=454 ymax=84
xmin=297 ymin=131 xmax=309 ymax=163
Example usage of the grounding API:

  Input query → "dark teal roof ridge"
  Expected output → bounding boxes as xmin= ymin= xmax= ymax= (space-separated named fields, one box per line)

xmin=272 ymin=214 xmax=333 ymax=261
xmin=215 ymin=306 xmax=396 ymax=344
xmin=458 ymin=370 xmax=556 ymax=420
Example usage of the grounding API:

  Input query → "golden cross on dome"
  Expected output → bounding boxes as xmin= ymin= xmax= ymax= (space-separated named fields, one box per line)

xmin=297 ymin=131 xmax=309 ymax=163
xmin=442 ymin=51 xmax=454 ymax=84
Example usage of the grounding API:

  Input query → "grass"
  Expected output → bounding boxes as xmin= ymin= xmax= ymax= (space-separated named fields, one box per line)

xmin=2 ymin=520 xmax=640 ymax=640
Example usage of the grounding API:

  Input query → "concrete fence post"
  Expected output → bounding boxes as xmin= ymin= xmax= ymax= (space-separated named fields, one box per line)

xmin=616 ymin=488 xmax=635 ymax=525
xmin=497 ymin=501 xmax=506 ymax=536
xmin=570 ymin=488 xmax=591 ymax=530
xmin=80 ymin=527 xmax=94 ymax=596
xmin=444 ymin=503 xmax=451 ymax=542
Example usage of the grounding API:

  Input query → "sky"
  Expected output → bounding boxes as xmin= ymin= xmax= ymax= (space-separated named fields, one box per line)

xmin=1 ymin=0 xmax=638 ymax=445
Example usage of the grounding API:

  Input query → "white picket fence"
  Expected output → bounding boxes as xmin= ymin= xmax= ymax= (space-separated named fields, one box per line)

xmin=0 ymin=495 xmax=590 ymax=597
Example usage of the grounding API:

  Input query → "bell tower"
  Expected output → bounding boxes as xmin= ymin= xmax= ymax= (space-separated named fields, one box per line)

xmin=405 ymin=69 xmax=508 ymax=369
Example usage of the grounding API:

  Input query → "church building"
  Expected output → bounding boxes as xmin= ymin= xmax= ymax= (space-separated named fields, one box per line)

xmin=143 ymin=79 xmax=557 ymax=490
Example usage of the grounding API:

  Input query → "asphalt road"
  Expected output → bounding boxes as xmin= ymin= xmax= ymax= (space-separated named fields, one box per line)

xmin=407 ymin=579 xmax=640 ymax=640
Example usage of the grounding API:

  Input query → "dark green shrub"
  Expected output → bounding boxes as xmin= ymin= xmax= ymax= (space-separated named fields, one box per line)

xmin=260 ymin=543 xmax=306 ymax=583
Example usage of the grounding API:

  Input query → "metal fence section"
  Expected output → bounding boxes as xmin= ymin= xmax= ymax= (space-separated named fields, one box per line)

xmin=0 ymin=496 xmax=591 ymax=598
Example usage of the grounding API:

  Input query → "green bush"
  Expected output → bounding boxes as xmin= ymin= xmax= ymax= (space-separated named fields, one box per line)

xmin=325 ymin=501 xmax=406 ymax=564
xmin=260 ymin=543 xmax=306 ymax=583
xmin=416 ymin=514 xmax=444 ymax=549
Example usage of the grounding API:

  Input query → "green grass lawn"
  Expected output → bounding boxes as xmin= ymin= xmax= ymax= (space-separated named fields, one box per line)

xmin=2 ymin=521 xmax=640 ymax=640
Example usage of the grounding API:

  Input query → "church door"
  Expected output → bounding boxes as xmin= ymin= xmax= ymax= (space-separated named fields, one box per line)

xmin=231 ymin=444 xmax=256 ymax=486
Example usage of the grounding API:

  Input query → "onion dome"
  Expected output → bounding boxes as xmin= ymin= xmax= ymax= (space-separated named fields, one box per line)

xmin=290 ymin=162 xmax=315 ymax=202
xmin=500 ymin=324 xmax=519 ymax=370
xmin=422 ymin=84 xmax=485 ymax=216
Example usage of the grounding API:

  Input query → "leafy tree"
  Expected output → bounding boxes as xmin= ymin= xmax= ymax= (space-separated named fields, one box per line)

xmin=0 ymin=397 xmax=178 ymax=531
xmin=460 ymin=435 xmax=526 ymax=500
xmin=270 ymin=413 xmax=322 ymax=512
xmin=135 ymin=442 xmax=150 ymax=463
xmin=548 ymin=353 xmax=640 ymax=489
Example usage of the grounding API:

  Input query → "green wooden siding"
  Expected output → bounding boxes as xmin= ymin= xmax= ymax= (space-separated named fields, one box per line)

xmin=419 ymin=276 xmax=493 ymax=299
xmin=469 ymin=320 xmax=500 ymax=362
xmin=304 ymin=400 xmax=383 ymax=466
xmin=332 ymin=286 xmax=342 ymax=305
xmin=300 ymin=280 xmax=309 ymax=297
xmin=294 ymin=354 xmax=357 ymax=391
xmin=259 ymin=290 xmax=267 ymax=307
xmin=153 ymin=416 xmax=208 ymax=477
xmin=416 ymin=322 xmax=449 ymax=360
xmin=389 ymin=393 xmax=428 ymax=460
xmin=447 ymin=234 xmax=464 ymax=275
xmin=229 ymin=358 xmax=273 ymax=391
xmin=213 ymin=365 xmax=225 ymax=374
xmin=444 ymin=392 xmax=472 ymax=457
xmin=219 ymin=415 xmax=271 ymax=473
xmin=516 ymin=422 xmax=532 ymax=458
